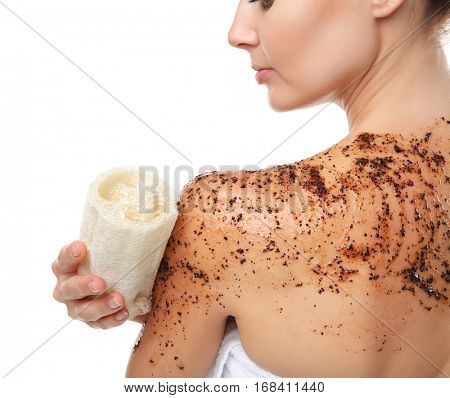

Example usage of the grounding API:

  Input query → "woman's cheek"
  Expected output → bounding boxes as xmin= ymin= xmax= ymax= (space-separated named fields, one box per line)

xmin=265 ymin=18 xmax=378 ymax=106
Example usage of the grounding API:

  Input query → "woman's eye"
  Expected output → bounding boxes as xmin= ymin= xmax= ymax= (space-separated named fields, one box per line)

xmin=248 ymin=0 xmax=274 ymax=11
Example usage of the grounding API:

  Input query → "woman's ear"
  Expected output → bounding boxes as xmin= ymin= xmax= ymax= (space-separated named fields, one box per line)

xmin=370 ymin=0 xmax=407 ymax=19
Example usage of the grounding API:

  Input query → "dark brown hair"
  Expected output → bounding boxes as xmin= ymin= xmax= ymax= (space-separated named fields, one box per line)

xmin=423 ymin=0 xmax=449 ymax=41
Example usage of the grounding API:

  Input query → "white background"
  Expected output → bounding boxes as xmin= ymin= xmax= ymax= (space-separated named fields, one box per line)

xmin=0 ymin=0 xmax=448 ymax=393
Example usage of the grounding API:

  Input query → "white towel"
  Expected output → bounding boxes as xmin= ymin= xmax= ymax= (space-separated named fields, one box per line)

xmin=207 ymin=317 xmax=281 ymax=378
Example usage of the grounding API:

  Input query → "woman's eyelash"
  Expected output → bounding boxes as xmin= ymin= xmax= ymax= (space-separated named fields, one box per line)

xmin=248 ymin=0 xmax=274 ymax=11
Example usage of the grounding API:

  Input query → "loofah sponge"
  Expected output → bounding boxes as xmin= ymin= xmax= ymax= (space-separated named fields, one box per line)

xmin=77 ymin=166 xmax=178 ymax=320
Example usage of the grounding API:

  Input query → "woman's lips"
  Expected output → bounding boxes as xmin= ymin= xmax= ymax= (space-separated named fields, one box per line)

xmin=255 ymin=68 xmax=274 ymax=84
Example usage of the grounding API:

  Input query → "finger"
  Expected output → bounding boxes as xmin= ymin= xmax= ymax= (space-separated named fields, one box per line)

xmin=87 ymin=309 xmax=129 ymax=329
xmin=67 ymin=292 xmax=126 ymax=322
xmin=57 ymin=275 xmax=106 ymax=301
xmin=85 ymin=322 xmax=101 ymax=329
xmin=53 ymin=241 xmax=87 ymax=275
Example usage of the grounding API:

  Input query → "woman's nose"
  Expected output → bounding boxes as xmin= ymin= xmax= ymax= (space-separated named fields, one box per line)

xmin=228 ymin=23 xmax=259 ymax=50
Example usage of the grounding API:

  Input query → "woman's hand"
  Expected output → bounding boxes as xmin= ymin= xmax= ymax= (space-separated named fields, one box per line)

xmin=51 ymin=240 xmax=145 ymax=328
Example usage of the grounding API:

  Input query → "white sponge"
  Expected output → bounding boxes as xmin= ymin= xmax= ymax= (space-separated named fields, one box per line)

xmin=77 ymin=166 xmax=178 ymax=320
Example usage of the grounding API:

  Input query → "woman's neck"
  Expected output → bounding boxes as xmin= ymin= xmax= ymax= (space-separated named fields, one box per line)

xmin=336 ymin=33 xmax=450 ymax=138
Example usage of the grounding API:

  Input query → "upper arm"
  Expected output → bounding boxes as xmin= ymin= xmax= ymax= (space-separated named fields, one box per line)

xmin=125 ymin=175 xmax=231 ymax=378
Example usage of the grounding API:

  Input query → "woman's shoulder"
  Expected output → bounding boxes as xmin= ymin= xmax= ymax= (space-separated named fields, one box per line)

xmin=197 ymin=130 xmax=447 ymax=310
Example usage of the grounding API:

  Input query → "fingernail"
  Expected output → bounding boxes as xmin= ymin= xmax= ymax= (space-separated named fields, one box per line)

xmin=71 ymin=241 xmax=80 ymax=257
xmin=108 ymin=297 xmax=122 ymax=309
xmin=115 ymin=310 xmax=128 ymax=321
xmin=88 ymin=281 xmax=100 ymax=294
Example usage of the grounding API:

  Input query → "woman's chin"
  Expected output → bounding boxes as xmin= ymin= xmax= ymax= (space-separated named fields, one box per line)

xmin=267 ymin=88 xmax=309 ymax=112
xmin=267 ymin=83 xmax=330 ymax=112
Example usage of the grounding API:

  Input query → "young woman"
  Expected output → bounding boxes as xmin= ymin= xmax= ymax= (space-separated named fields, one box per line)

xmin=51 ymin=0 xmax=449 ymax=377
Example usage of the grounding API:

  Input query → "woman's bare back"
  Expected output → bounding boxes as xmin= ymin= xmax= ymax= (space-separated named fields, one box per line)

xmin=194 ymin=116 xmax=449 ymax=377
